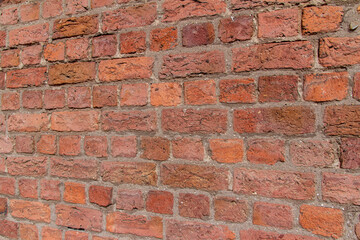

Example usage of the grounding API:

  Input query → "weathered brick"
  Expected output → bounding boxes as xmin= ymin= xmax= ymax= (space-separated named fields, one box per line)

xmin=53 ymin=15 xmax=98 ymax=39
xmin=120 ymin=83 xmax=148 ymax=106
xmin=253 ymin=202 xmax=293 ymax=229
xmin=44 ymin=89 xmax=65 ymax=109
xmin=102 ymin=110 xmax=156 ymax=132
xmin=151 ymin=82 xmax=182 ymax=106
xmin=9 ymin=23 xmax=49 ymax=46
xmin=111 ymin=136 xmax=137 ymax=158
xmin=182 ymin=23 xmax=214 ymax=47
xmin=7 ymin=67 xmax=47 ymax=88
xmin=91 ymin=0 xmax=113 ymax=8
xmin=65 ymin=231 xmax=88 ymax=240
xmin=106 ymin=212 xmax=162 ymax=238
xmin=18 ymin=178 xmax=37 ymax=199
xmin=247 ymin=138 xmax=285 ymax=165
xmin=0 ymin=220 xmax=18 ymax=239
xmin=102 ymin=3 xmax=156 ymax=31
xmin=163 ymin=0 xmax=226 ymax=22
xmin=214 ymin=197 xmax=247 ymax=223
xmin=1 ymin=49 xmax=20 ymax=68
xmin=324 ymin=105 xmax=360 ymax=136
xmin=22 ymin=90 xmax=42 ymax=109
xmin=84 ymin=136 xmax=108 ymax=157
xmin=0 ymin=72 xmax=5 ymax=89
xmin=102 ymin=161 xmax=157 ymax=185
xmin=0 ymin=198 xmax=6 ymax=215
xmin=20 ymin=3 xmax=40 ymax=22
xmin=93 ymin=85 xmax=118 ymax=107
xmin=56 ymin=204 xmax=102 ymax=232
xmin=302 ymin=6 xmax=343 ymax=34
xmin=66 ymin=38 xmax=89 ymax=60
xmin=67 ymin=86 xmax=91 ymax=109
xmin=21 ymin=45 xmax=42 ymax=65
xmin=161 ymin=163 xmax=229 ymax=191
xmin=64 ymin=182 xmax=86 ymax=204
xmin=92 ymin=35 xmax=117 ymax=57
xmin=234 ymin=106 xmax=315 ymax=135
xmin=234 ymin=168 xmax=315 ymax=200
xmin=42 ymin=0 xmax=62 ymax=18
xmin=0 ymin=177 xmax=15 ymax=195
xmin=233 ymin=41 xmax=313 ymax=72
xmin=162 ymin=108 xmax=227 ymax=134
xmin=304 ymin=72 xmax=348 ymax=102
xmin=49 ymin=62 xmax=96 ymax=85
xmin=59 ymin=135 xmax=81 ymax=156
xmin=178 ymin=193 xmax=210 ymax=219
xmin=0 ymin=31 xmax=5 ymax=47
xmin=7 ymin=157 xmax=47 ymax=176
xmin=0 ymin=7 xmax=18 ymax=25
xmin=40 ymin=179 xmax=61 ymax=201
xmin=15 ymin=135 xmax=34 ymax=153
xmin=65 ymin=0 xmax=88 ymax=14
xmin=354 ymin=73 xmax=360 ymax=100
xmin=44 ymin=42 xmax=65 ymax=62
xmin=160 ymin=51 xmax=225 ymax=79
xmin=2 ymin=92 xmax=20 ymax=110
xmin=240 ymin=229 xmax=321 ymax=240
xmin=19 ymin=223 xmax=38 ymax=240
xmin=172 ymin=137 xmax=204 ymax=161
xmin=89 ymin=185 xmax=112 ymax=207
xmin=99 ymin=57 xmax=153 ymax=82
xmin=50 ymin=157 xmax=98 ymax=180
xmin=120 ymin=31 xmax=146 ymax=54
xmin=141 ymin=136 xmax=170 ymax=161
xmin=150 ymin=27 xmax=178 ymax=51
xmin=340 ymin=138 xmax=360 ymax=169
xmin=146 ymin=190 xmax=174 ymax=214
xmin=209 ymin=139 xmax=243 ymax=163
xmin=10 ymin=200 xmax=50 ymax=223
xmin=116 ymin=189 xmax=144 ymax=210
xmin=300 ymin=205 xmax=344 ymax=238
xmin=219 ymin=15 xmax=253 ymax=43
xmin=258 ymin=8 xmax=299 ymax=38
xmin=259 ymin=75 xmax=299 ymax=102
xmin=0 ymin=136 xmax=13 ymax=153
xmin=42 ymin=227 xmax=62 ymax=240
xmin=219 ymin=79 xmax=256 ymax=103
xmin=51 ymin=110 xmax=99 ymax=132
xmin=184 ymin=80 xmax=216 ymax=105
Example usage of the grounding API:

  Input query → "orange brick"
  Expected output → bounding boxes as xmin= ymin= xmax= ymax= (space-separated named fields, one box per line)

xmin=184 ymin=80 xmax=216 ymax=105
xmin=151 ymin=82 xmax=182 ymax=106
xmin=64 ymin=182 xmax=86 ymax=204
xmin=209 ymin=139 xmax=244 ymax=163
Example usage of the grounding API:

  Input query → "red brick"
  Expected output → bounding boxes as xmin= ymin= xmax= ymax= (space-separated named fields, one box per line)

xmin=116 ymin=189 xmax=144 ymax=210
xmin=319 ymin=36 xmax=360 ymax=67
xmin=19 ymin=224 xmax=38 ymax=240
xmin=42 ymin=0 xmax=62 ymax=18
xmin=99 ymin=57 xmax=153 ymax=82
xmin=8 ymin=113 xmax=46 ymax=132
xmin=44 ymin=89 xmax=65 ymax=109
xmin=93 ymin=85 xmax=117 ymax=107
xmin=53 ymin=15 xmax=98 ymax=39
xmin=21 ymin=45 xmax=42 ymax=65
xmin=166 ymin=220 xmax=235 ymax=240
xmin=65 ymin=0 xmax=88 ymax=14
xmin=111 ymin=135 xmax=137 ymax=158
xmin=102 ymin=161 xmax=157 ymax=185
xmin=22 ymin=90 xmax=43 ymax=109
xmin=172 ymin=137 xmax=204 ymax=161
xmin=162 ymin=108 xmax=227 ymax=134
xmin=300 ymin=205 xmax=344 ymax=238
xmin=9 ymin=23 xmax=49 ymax=46
xmin=65 ymin=231 xmax=88 ymax=240
xmin=89 ymin=185 xmax=112 ymax=207
xmin=18 ymin=179 xmax=37 ymax=199
xmin=160 ymin=51 xmax=225 ymax=79
xmin=290 ymin=139 xmax=337 ymax=167
xmin=233 ymin=41 xmax=313 ymax=72
xmin=42 ymin=227 xmax=62 ymax=240
xmin=141 ymin=136 xmax=170 ymax=161
xmin=56 ymin=204 xmax=102 ymax=232
xmin=59 ymin=135 xmax=81 ymax=156
xmin=102 ymin=110 xmax=156 ymax=132
xmin=67 ymin=86 xmax=91 ymax=109
xmin=66 ymin=38 xmax=89 ymax=60
xmin=0 ymin=159 xmax=5 ymax=173
xmin=20 ymin=3 xmax=40 ymax=22
xmin=49 ymin=62 xmax=96 ymax=85
xmin=322 ymin=172 xmax=360 ymax=205
xmin=146 ymin=190 xmax=174 ymax=214
xmin=161 ymin=163 xmax=229 ymax=191
xmin=93 ymin=236 xmax=116 ymax=240
xmin=64 ymin=182 xmax=86 ymax=204
xmin=354 ymin=73 xmax=360 ymax=100
xmin=0 ymin=198 xmax=6 ymax=215
xmin=247 ymin=138 xmax=285 ymax=165
xmin=302 ymin=6 xmax=343 ymax=34
xmin=163 ymin=0 xmax=226 ymax=22
xmin=106 ymin=212 xmax=162 ymax=238
xmin=253 ymin=202 xmax=293 ymax=229
xmin=15 ymin=135 xmax=34 ymax=153
xmin=182 ymin=23 xmax=214 ymax=47
xmin=219 ymin=78 xmax=256 ymax=103
xmin=102 ymin=3 xmax=156 ymax=31
xmin=356 ymin=223 xmax=360 ymax=239
xmin=340 ymin=138 xmax=360 ymax=169
xmin=51 ymin=110 xmax=99 ymax=132
xmin=0 ymin=31 xmax=5 ymax=47
xmin=7 ymin=157 xmax=47 ymax=176
xmin=234 ymin=168 xmax=315 ymax=200
xmin=40 ymin=179 xmax=61 ymax=201
xmin=92 ymin=35 xmax=117 ymax=57
xmin=0 ymin=72 xmax=5 ymax=89
xmin=44 ymin=42 xmax=65 ymax=62
xmin=232 ymin=0 xmax=308 ymax=8
xmin=259 ymin=75 xmax=299 ymax=102
xmin=10 ymin=199 xmax=51 ymax=223
xmin=219 ymin=15 xmax=253 ymax=43
xmin=324 ymin=105 xmax=360 ymax=136
xmin=2 ymin=92 xmax=20 ymax=110
xmin=0 ymin=7 xmax=18 ymax=25
xmin=120 ymin=83 xmax=148 ymax=106
xmin=0 ymin=115 xmax=5 ymax=132
xmin=7 ymin=67 xmax=47 ymax=88
xmin=240 ymin=229 xmax=321 ymax=240
xmin=179 ymin=193 xmax=210 ymax=219
xmin=151 ymin=82 xmax=182 ymax=106
xmin=84 ymin=136 xmax=108 ymax=157
xmin=0 ymin=220 xmax=18 ymax=239
xmin=120 ymin=31 xmax=146 ymax=54
xmin=234 ymin=106 xmax=315 ymax=135
xmin=0 ymin=177 xmax=15 ymax=195
xmin=209 ymin=139 xmax=244 ymax=163
xmin=185 ymin=80 xmax=216 ymax=105
xmin=0 ymin=136 xmax=12 ymax=153
xmin=50 ymin=157 xmax=98 ymax=180
xmin=1 ymin=49 xmax=20 ymax=67
xmin=258 ymin=8 xmax=299 ymax=38
xmin=91 ymin=0 xmax=114 ymax=8
xmin=150 ymin=27 xmax=178 ymax=51
xmin=214 ymin=196 xmax=247 ymax=223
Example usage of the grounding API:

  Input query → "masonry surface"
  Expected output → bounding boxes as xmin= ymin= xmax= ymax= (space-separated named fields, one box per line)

xmin=0 ymin=0 xmax=359 ymax=239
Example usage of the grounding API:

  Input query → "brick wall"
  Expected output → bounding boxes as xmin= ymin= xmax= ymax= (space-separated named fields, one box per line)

xmin=0 ymin=0 xmax=359 ymax=239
